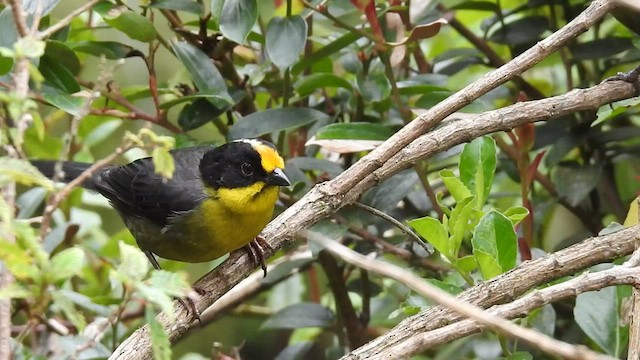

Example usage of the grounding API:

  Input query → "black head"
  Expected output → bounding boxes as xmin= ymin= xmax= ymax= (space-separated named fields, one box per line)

xmin=199 ymin=140 xmax=290 ymax=189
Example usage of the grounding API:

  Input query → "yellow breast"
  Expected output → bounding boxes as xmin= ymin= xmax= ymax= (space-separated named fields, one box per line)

xmin=152 ymin=183 xmax=279 ymax=262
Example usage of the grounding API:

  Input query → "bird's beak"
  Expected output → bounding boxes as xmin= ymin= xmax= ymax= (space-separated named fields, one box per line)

xmin=266 ymin=168 xmax=291 ymax=186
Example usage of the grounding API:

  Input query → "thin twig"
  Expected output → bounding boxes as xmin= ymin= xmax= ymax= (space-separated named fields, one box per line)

xmin=352 ymin=202 xmax=430 ymax=254
xmin=39 ymin=143 xmax=133 ymax=238
xmin=37 ymin=0 xmax=102 ymax=39
xmin=305 ymin=230 xmax=615 ymax=360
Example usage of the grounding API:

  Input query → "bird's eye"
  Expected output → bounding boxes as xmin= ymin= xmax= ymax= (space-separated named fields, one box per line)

xmin=241 ymin=162 xmax=253 ymax=177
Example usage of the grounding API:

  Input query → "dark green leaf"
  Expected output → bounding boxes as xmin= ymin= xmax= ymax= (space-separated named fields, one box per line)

xmin=315 ymin=123 xmax=395 ymax=141
xmin=294 ymin=73 xmax=353 ymax=96
xmin=357 ymin=72 xmax=391 ymax=102
xmin=552 ymin=164 xmax=602 ymax=207
xmin=172 ymin=42 xmax=228 ymax=93
xmin=570 ymin=37 xmax=634 ymax=60
xmin=149 ymin=0 xmax=203 ymax=14
xmin=160 ymin=89 xmax=234 ymax=110
xmin=229 ymin=107 xmax=329 ymax=139
xmin=415 ymin=90 xmax=452 ymax=109
xmin=261 ymin=303 xmax=334 ymax=330
xmin=292 ymin=32 xmax=361 ymax=75
xmin=472 ymin=210 xmax=517 ymax=280
xmin=44 ymin=40 xmax=80 ymax=75
xmin=70 ymin=41 xmax=136 ymax=59
xmin=274 ymin=341 xmax=314 ymax=360
xmin=177 ymin=99 xmax=218 ymax=131
xmin=450 ymin=1 xmax=499 ymax=12
xmin=488 ymin=16 xmax=549 ymax=45
xmin=266 ymin=16 xmax=307 ymax=70
xmin=460 ymin=136 xmax=496 ymax=207
xmin=219 ymin=0 xmax=258 ymax=44
xmin=39 ymin=55 xmax=81 ymax=93
xmin=287 ymin=157 xmax=343 ymax=176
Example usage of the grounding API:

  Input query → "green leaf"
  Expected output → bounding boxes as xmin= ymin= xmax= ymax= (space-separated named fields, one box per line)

xmin=152 ymin=147 xmax=175 ymax=179
xmin=0 ymin=55 xmax=13 ymax=76
xmin=507 ymin=352 xmax=534 ymax=360
xmin=0 ymin=157 xmax=53 ymax=190
xmin=457 ymin=255 xmax=478 ymax=272
xmin=357 ymin=72 xmax=391 ymax=102
xmin=229 ymin=107 xmax=329 ymax=140
xmin=146 ymin=306 xmax=171 ymax=360
xmin=292 ymin=32 xmax=361 ymax=75
xmin=408 ymin=216 xmax=450 ymax=259
xmin=219 ymin=0 xmax=257 ymax=44
xmin=460 ymin=136 xmax=496 ymax=207
xmin=149 ymin=0 xmax=203 ymax=14
xmin=315 ymin=123 xmax=395 ymax=141
xmin=41 ymin=85 xmax=85 ymax=116
xmin=70 ymin=41 xmax=135 ymax=59
xmin=44 ymin=40 xmax=80 ymax=75
xmin=415 ymin=90 xmax=452 ymax=109
xmin=49 ymin=247 xmax=85 ymax=282
xmin=575 ymin=285 xmax=630 ymax=357
xmin=295 ymin=73 xmax=353 ymax=96
xmin=450 ymin=1 xmax=499 ymax=11
xmin=95 ymin=2 xmax=157 ymax=42
xmin=503 ymin=206 xmax=529 ymax=226
xmin=570 ymin=37 xmax=634 ymax=60
xmin=159 ymin=89 xmax=234 ymax=110
xmin=172 ymin=42 xmax=228 ymax=94
xmin=448 ymin=196 xmax=476 ymax=258
xmin=472 ymin=211 xmax=517 ymax=280
xmin=552 ymin=164 xmax=602 ymax=207
xmin=116 ymin=241 xmax=149 ymax=281
xmin=274 ymin=342 xmax=314 ymax=360
xmin=488 ymin=16 xmax=549 ymax=45
xmin=261 ymin=303 xmax=335 ymax=330
xmin=439 ymin=169 xmax=472 ymax=203
xmin=39 ymin=54 xmax=81 ymax=93
xmin=266 ymin=16 xmax=307 ymax=70
xmin=425 ymin=279 xmax=463 ymax=295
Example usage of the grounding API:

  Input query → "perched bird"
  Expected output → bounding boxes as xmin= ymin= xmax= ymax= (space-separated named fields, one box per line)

xmin=33 ymin=139 xmax=291 ymax=275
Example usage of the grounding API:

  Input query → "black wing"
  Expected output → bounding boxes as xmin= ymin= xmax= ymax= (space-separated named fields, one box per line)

xmin=94 ymin=146 xmax=214 ymax=226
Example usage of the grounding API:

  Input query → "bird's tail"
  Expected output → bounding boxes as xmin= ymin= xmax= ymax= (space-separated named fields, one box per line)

xmin=31 ymin=160 xmax=99 ymax=190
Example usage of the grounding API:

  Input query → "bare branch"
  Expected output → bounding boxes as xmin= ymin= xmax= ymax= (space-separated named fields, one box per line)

xmin=305 ymin=231 xmax=616 ymax=360
xmin=37 ymin=0 xmax=102 ymax=40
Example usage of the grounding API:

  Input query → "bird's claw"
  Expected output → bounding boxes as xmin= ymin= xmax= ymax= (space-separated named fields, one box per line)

xmin=178 ymin=285 xmax=207 ymax=325
xmin=603 ymin=65 xmax=640 ymax=94
xmin=243 ymin=236 xmax=273 ymax=277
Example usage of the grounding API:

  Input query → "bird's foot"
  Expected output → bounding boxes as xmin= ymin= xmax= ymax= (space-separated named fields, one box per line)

xmin=243 ymin=236 xmax=273 ymax=278
xmin=603 ymin=65 xmax=640 ymax=93
xmin=177 ymin=285 xmax=207 ymax=325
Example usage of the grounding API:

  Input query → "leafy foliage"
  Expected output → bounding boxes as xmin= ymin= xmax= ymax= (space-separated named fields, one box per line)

xmin=0 ymin=0 xmax=638 ymax=359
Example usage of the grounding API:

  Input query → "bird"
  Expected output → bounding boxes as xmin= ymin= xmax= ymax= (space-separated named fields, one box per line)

xmin=32 ymin=138 xmax=291 ymax=276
